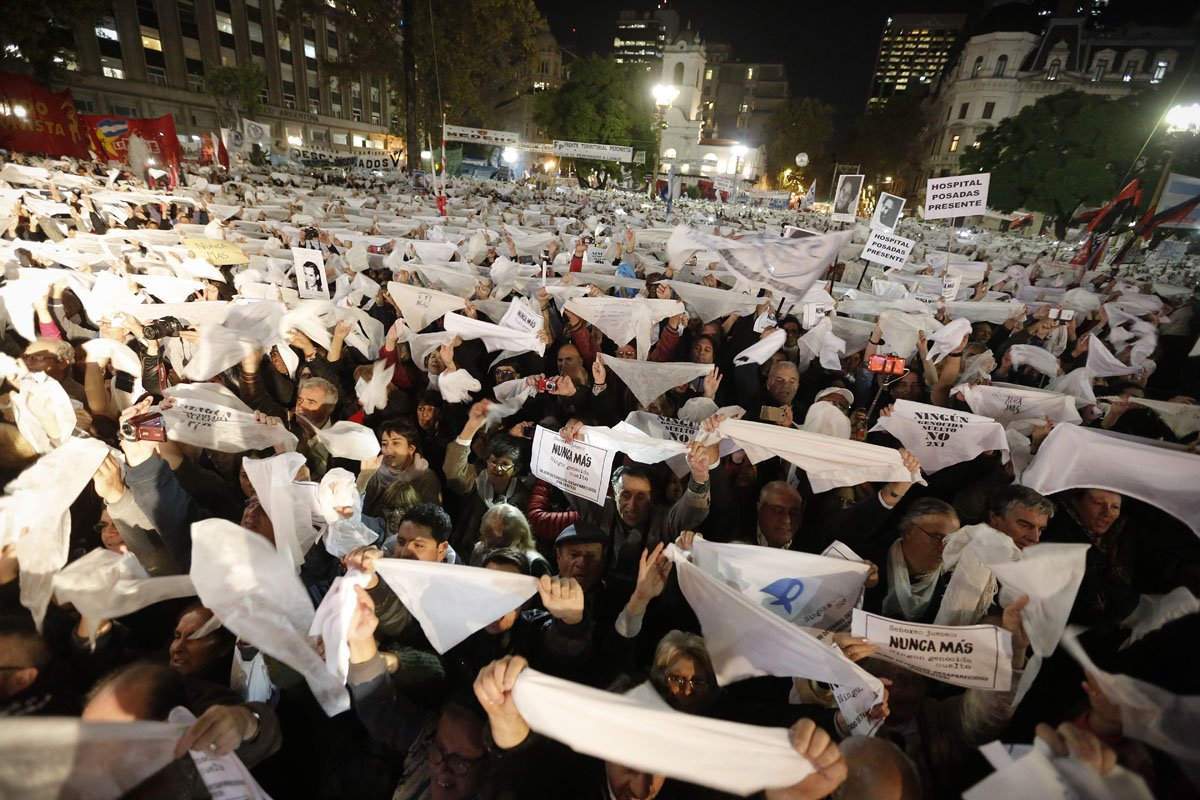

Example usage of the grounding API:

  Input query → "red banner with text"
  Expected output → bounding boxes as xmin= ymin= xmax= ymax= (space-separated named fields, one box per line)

xmin=0 ymin=73 xmax=89 ymax=158
xmin=82 ymin=113 xmax=184 ymax=168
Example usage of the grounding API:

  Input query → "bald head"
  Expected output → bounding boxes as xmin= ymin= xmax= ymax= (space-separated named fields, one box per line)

xmin=756 ymin=481 xmax=804 ymax=548
xmin=837 ymin=736 xmax=921 ymax=800
xmin=83 ymin=662 xmax=188 ymax=723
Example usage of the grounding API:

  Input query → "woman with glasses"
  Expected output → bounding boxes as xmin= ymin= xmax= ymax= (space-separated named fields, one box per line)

xmin=862 ymin=498 xmax=961 ymax=623
xmin=650 ymin=630 xmax=717 ymax=714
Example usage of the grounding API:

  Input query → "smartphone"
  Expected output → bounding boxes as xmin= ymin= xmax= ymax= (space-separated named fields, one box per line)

xmin=759 ymin=405 xmax=789 ymax=423
xmin=868 ymin=355 xmax=907 ymax=375
xmin=1047 ymin=307 xmax=1074 ymax=322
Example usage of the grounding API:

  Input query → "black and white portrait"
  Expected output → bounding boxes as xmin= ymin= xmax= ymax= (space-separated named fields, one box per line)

xmin=831 ymin=174 xmax=864 ymax=222
xmin=294 ymin=249 xmax=329 ymax=299
xmin=871 ymin=192 xmax=906 ymax=232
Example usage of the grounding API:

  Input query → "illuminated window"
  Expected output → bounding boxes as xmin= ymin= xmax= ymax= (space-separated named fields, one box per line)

xmin=215 ymin=12 xmax=233 ymax=35
xmin=971 ymin=56 xmax=982 ymax=77
xmin=705 ymin=68 xmax=713 ymax=80
xmin=746 ymin=67 xmax=754 ymax=80
xmin=1047 ymin=60 xmax=1060 ymax=81
xmin=948 ymin=134 xmax=960 ymax=152
xmin=1152 ymin=61 xmax=1166 ymax=82
xmin=141 ymin=32 xmax=162 ymax=51
xmin=1123 ymin=61 xmax=1136 ymax=81
xmin=95 ymin=17 xmax=119 ymax=41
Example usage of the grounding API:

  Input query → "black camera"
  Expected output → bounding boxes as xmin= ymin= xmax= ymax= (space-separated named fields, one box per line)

xmin=142 ymin=316 xmax=188 ymax=339
xmin=303 ymin=226 xmax=319 ymax=239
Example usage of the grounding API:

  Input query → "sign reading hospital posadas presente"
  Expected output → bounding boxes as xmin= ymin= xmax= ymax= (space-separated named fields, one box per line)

xmin=443 ymin=125 xmax=520 ymax=147
xmin=923 ymin=172 xmax=991 ymax=220
xmin=851 ymin=609 xmax=1013 ymax=691
xmin=861 ymin=230 xmax=916 ymax=269
xmin=552 ymin=140 xmax=634 ymax=163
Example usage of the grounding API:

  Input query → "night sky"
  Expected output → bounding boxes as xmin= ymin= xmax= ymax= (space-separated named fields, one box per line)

xmin=533 ymin=0 xmax=1196 ymax=139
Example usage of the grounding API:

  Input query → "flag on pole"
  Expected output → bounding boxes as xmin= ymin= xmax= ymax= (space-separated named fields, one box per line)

xmin=1112 ymin=190 xmax=1200 ymax=264
xmin=801 ymin=181 xmax=815 ymax=209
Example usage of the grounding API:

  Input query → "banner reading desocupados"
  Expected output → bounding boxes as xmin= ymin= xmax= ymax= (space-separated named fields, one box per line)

xmin=531 ymin=425 xmax=616 ymax=506
xmin=924 ymin=173 xmax=991 ymax=220
xmin=553 ymin=140 xmax=634 ymax=163
xmin=443 ymin=125 xmax=520 ymax=147
xmin=861 ymin=230 xmax=916 ymax=269
xmin=851 ymin=609 xmax=1013 ymax=691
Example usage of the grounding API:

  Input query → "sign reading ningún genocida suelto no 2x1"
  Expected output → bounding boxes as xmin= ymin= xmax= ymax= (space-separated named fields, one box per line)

xmin=923 ymin=173 xmax=991 ymax=220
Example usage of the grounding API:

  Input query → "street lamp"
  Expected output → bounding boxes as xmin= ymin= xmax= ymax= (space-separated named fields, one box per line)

xmin=731 ymin=144 xmax=747 ymax=182
xmin=1165 ymin=103 xmax=1200 ymax=134
xmin=649 ymin=83 xmax=680 ymax=199
xmin=543 ymin=159 xmax=556 ymax=172
xmin=501 ymin=147 xmax=518 ymax=164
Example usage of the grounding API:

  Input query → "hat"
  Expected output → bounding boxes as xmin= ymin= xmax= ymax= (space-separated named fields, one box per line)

xmin=815 ymin=387 xmax=854 ymax=406
xmin=554 ymin=522 xmax=608 ymax=548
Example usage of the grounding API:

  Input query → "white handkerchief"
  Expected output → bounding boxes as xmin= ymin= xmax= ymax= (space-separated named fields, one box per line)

xmin=511 ymin=668 xmax=815 ymax=796
xmin=52 ymin=549 xmax=195 ymax=646
xmin=1120 ymin=587 xmax=1200 ymax=649
xmin=309 ymin=570 xmax=372 ymax=685
xmin=305 ymin=419 xmax=381 ymax=461
xmin=317 ymin=468 xmax=376 ymax=557
xmin=189 ymin=519 xmax=349 ymax=716
xmin=954 ymin=384 xmax=1082 ymax=425
xmin=438 ymin=368 xmax=481 ymax=403
xmin=1086 ymin=336 xmax=1139 ymax=378
xmin=872 ymin=399 xmax=1008 ymax=473
xmin=242 ymin=452 xmax=318 ymax=571
xmin=82 ymin=338 xmax=142 ymax=376
xmin=663 ymin=280 xmax=761 ymax=323
xmin=878 ymin=310 xmax=942 ymax=359
xmin=355 ymin=360 xmax=394 ymax=415
xmin=169 ymin=707 xmax=274 ymax=800
xmin=373 ymin=559 xmax=539 ymax=652
xmin=10 ymin=372 xmax=76 ymax=454
xmin=1007 ymin=344 xmax=1061 ymax=379
xmin=600 ymin=358 xmax=712 ymax=408
xmin=1045 ymin=368 xmax=1096 ymax=407
xmin=1020 ymin=423 xmax=1200 ymax=536
xmin=181 ymin=322 xmax=260 ymax=381
xmin=131 ymin=273 xmax=204 ymax=304
xmin=927 ymin=318 xmax=972 ymax=364
xmin=580 ymin=422 xmax=692 ymax=465
xmin=942 ymin=300 xmax=1026 ymax=324
xmin=160 ymin=397 xmax=298 ymax=454
xmin=719 ymin=417 xmax=923 ymax=494
xmin=5 ymin=437 xmax=111 ymax=630
xmin=414 ymin=263 xmax=481 ymax=297
xmin=1123 ymin=397 xmax=1200 ymax=439
xmin=442 ymin=312 xmax=545 ymax=357
xmin=386 ymin=281 xmax=466 ymax=330
xmin=0 ymin=717 xmax=190 ymax=800
xmin=565 ymin=296 xmax=684 ymax=360
xmin=732 ymin=328 xmax=787 ymax=366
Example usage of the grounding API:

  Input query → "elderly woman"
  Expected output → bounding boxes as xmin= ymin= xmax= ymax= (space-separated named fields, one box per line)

xmin=467 ymin=503 xmax=551 ymax=577
xmin=650 ymin=630 xmax=718 ymax=714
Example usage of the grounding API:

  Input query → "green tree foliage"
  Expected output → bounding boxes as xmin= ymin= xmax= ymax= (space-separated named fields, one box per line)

xmin=960 ymin=90 xmax=1168 ymax=238
xmin=280 ymin=0 xmax=538 ymax=136
xmin=533 ymin=56 xmax=654 ymax=181
xmin=0 ymin=0 xmax=110 ymax=84
xmin=762 ymin=98 xmax=835 ymax=187
xmin=207 ymin=63 xmax=267 ymax=126
xmin=838 ymin=95 xmax=927 ymax=195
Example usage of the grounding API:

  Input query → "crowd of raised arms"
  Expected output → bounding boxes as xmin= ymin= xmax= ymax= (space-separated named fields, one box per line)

xmin=0 ymin=152 xmax=1197 ymax=800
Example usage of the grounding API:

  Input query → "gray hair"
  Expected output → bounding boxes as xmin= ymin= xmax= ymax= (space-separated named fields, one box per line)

xmin=26 ymin=337 xmax=74 ymax=364
xmin=478 ymin=503 xmax=535 ymax=552
xmin=987 ymin=485 xmax=1054 ymax=521
xmin=298 ymin=376 xmax=339 ymax=406
xmin=651 ymin=630 xmax=715 ymax=684
xmin=899 ymin=498 xmax=959 ymax=530
xmin=767 ymin=360 xmax=800 ymax=381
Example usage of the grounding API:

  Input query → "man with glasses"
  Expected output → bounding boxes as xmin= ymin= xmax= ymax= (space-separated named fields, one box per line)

xmin=862 ymin=498 xmax=961 ymax=623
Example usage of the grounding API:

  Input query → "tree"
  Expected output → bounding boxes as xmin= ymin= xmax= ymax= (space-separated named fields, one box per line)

xmin=0 ymin=0 xmax=109 ymax=85
xmin=279 ymin=0 xmax=539 ymax=159
xmin=960 ymin=89 xmax=1170 ymax=239
xmin=762 ymin=98 xmax=835 ymax=188
xmin=838 ymin=95 xmax=928 ymax=197
xmin=207 ymin=63 xmax=267 ymax=127
xmin=533 ymin=56 xmax=655 ymax=181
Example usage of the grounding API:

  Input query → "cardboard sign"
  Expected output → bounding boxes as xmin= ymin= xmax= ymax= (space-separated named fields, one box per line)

xmin=498 ymin=298 xmax=541 ymax=335
xmin=923 ymin=173 xmax=991 ymax=220
xmin=553 ymin=140 xmax=634 ymax=163
xmin=531 ymin=425 xmax=617 ymax=506
xmin=293 ymin=248 xmax=328 ymax=299
xmin=941 ymin=275 xmax=963 ymax=300
xmin=861 ymin=230 xmax=916 ymax=269
xmin=184 ymin=238 xmax=250 ymax=266
xmin=1155 ymin=240 xmax=1188 ymax=261
xmin=870 ymin=192 xmax=906 ymax=232
xmin=586 ymin=245 xmax=609 ymax=264
xmin=852 ymin=609 xmax=1013 ymax=691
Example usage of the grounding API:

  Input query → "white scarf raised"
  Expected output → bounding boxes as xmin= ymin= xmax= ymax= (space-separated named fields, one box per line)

xmin=881 ymin=539 xmax=943 ymax=621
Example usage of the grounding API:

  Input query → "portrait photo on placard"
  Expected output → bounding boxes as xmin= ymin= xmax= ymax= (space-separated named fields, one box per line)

xmin=871 ymin=192 xmax=906 ymax=232
xmin=294 ymin=250 xmax=329 ymax=299
xmin=831 ymin=174 xmax=864 ymax=222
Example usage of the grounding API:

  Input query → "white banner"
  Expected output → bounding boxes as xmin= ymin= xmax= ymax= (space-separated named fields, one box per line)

xmin=861 ymin=230 xmax=916 ymax=269
xmin=530 ymin=425 xmax=617 ymax=506
xmin=161 ymin=398 xmax=298 ymax=453
xmin=924 ymin=172 xmax=991 ymax=220
xmin=443 ymin=125 xmax=520 ymax=146
xmin=515 ymin=141 xmax=555 ymax=155
xmin=553 ymin=140 xmax=634 ymax=163
xmin=851 ymin=609 xmax=1013 ymax=691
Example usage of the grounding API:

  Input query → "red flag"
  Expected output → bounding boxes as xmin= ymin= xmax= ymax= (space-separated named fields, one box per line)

xmin=0 ymin=73 xmax=89 ymax=158
xmin=212 ymin=131 xmax=230 ymax=170
xmin=82 ymin=113 xmax=183 ymax=169
xmin=1084 ymin=179 xmax=1141 ymax=234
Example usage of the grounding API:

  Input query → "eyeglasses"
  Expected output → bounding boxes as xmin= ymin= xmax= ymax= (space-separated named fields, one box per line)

xmin=427 ymin=741 xmax=486 ymax=777
xmin=665 ymin=674 xmax=710 ymax=693
xmin=910 ymin=523 xmax=949 ymax=546
xmin=486 ymin=458 xmax=515 ymax=472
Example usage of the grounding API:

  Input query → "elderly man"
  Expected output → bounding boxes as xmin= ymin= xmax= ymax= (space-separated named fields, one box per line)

xmin=560 ymin=421 xmax=712 ymax=589
xmin=21 ymin=337 xmax=85 ymax=404
xmin=862 ymin=498 xmax=961 ymax=623
xmin=986 ymin=485 xmax=1055 ymax=550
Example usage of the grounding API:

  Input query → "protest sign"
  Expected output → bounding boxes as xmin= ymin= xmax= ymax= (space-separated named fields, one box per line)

xmin=924 ymin=173 xmax=991 ymax=220
xmin=852 ymin=609 xmax=1013 ymax=691
xmin=0 ymin=74 xmax=90 ymax=159
xmin=184 ymin=238 xmax=250 ymax=266
xmin=872 ymin=399 xmax=1008 ymax=473
xmin=586 ymin=245 xmax=609 ymax=264
xmin=941 ymin=275 xmax=962 ymax=299
xmin=831 ymin=174 xmax=864 ymax=223
xmin=802 ymin=301 xmax=834 ymax=329
xmin=293 ymin=249 xmax=328 ymax=299
xmin=1155 ymin=240 xmax=1188 ymax=261
xmin=498 ymin=298 xmax=542 ymax=335
xmin=84 ymin=114 xmax=184 ymax=169
xmin=861 ymin=230 xmax=916 ymax=269
xmin=870 ymin=192 xmax=905 ymax=232
xmin=553 ymin=140 xmax=634 ymax=163
xmin=531 ymin=425 xmax=617 ymax=506
xmin=161 ymin=399 xmax=298 ymax=453
xmin=443 ymin=125 xmax=519 ymax=146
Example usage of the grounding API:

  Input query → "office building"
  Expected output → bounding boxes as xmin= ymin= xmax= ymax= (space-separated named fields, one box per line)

xmin=867 ymin=13 xmax=967 ymax=109
xmin=493 ymin=22 xmax=568 ymax=144
xmin=702 ymin=59 xmax=789 ymax=146
xmin=58 ymin=0 xmax=394 ymax=154
xmin=613 ymin=7 xmax=681 ymax=68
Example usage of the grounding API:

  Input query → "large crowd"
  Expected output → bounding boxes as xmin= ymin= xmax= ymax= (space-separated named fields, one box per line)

xmin=0 ymin=151 xmax=1197 ymax=800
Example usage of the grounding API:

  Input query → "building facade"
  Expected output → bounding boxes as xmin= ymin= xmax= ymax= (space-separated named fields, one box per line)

xmin=702 ymin=59 xmax=788 ymax=147
xmin=492 ymin=22 xmax=568 ymax=145
xmin=868 ymin=14 xmax=967 ymax=110
xmin=613 ymin=8 xmax=680 ymax=68
xmin=59 ymin=0 xmax=394 ymax=155
xmin=923 ymin=14 xmax=1196 ymax=181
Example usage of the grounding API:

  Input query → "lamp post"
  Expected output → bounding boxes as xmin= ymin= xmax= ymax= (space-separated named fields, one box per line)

xmin=1147 ymin=103 xmax=1200 ymax=214
xmin=650 ymin=84 xmax=679 ymax=199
